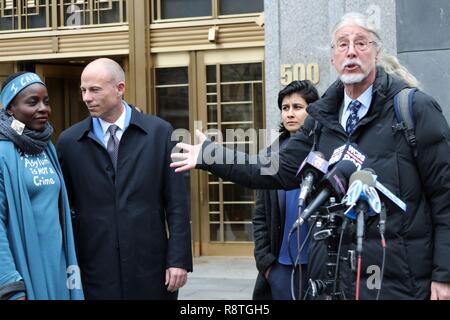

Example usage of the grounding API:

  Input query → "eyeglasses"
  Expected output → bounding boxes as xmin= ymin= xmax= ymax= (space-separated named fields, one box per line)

xmin=332 ymin=39 xmax=376 ymax=52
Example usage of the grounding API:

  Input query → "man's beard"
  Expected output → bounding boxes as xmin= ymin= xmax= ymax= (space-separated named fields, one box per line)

xmin=340 ymin=73 xmax=366 ymax=84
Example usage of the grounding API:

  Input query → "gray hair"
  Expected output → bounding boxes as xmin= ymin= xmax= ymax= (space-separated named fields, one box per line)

xmin=378 ymin=54 xmax=422 ymax=89
xmin=332 ymin=12 xmax=421 ymax=89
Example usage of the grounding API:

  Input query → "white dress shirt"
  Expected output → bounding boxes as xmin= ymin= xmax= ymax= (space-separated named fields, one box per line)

xmin=98 ymin=107 xmax=126 ymax=148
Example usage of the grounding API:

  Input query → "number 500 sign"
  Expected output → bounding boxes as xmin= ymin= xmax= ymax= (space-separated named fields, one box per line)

xmin=280 ymin=63 xmax=320 ymax=85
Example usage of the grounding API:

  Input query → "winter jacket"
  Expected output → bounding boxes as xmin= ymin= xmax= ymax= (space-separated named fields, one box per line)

xmin=252 ymin=132 xmax=288 ymax=300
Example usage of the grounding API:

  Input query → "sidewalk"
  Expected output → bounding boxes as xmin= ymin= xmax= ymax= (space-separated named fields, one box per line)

xmin=178 ymin=256 xmax=258 ymax=300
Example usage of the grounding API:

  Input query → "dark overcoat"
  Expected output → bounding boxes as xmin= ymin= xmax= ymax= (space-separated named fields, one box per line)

xmin=57 ymin=106 xmax=192 ymax=299
xmin=252 ymin=189 xmax=283 ymax=300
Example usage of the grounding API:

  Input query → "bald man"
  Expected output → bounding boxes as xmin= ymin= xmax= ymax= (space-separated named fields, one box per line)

xmin=56 ymin=58 xmax=192 ymax=300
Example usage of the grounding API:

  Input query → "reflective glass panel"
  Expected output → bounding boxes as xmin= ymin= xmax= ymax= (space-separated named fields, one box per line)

xmin=219 ymin=0 xmax=263 ymax=15
xmin=161 ymin=0 xmax=211 ymax=19
xmin=224 ymin=223 xmax=253 ymax=241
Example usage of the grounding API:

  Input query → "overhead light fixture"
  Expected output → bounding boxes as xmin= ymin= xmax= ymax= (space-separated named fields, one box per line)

xmin=208 ymin=26 xmax=219 ymax=42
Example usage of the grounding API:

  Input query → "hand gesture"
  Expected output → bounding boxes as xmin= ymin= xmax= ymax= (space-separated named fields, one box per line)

xmin=170 ymin=130 xmax=207 ymax=173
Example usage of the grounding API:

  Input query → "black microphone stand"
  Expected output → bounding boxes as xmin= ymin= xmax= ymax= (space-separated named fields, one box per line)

xmin=307 ymin=200 xmax=347 ymax=300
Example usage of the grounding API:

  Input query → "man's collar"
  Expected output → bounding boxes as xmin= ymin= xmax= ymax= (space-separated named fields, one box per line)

xmin=127 ymin=104 xmax=149 ymax=134
xmin=77 ymin=102 xmax=132 ymax=141
xmin=344 ymin=85 xmax=373 ymax=109
xmin=98 ymin=104 xmax=127 ymax=135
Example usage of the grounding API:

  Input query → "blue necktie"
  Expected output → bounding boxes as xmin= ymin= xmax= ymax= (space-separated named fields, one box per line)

xmin=346 ymin=100 xmax=362 ymax=135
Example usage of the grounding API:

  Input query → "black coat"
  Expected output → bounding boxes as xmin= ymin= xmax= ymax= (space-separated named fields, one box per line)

xmin=252 ymin=133 xmax=289 ymax=300
xmin=198 ymin=68 xmax=450 ymax=299
xmin=56 ymin=106 xmax=192 ymax=299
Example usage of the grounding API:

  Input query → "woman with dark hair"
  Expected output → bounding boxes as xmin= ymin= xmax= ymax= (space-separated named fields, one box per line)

xmin=0 ymin=72 xmax=83 ymax=300
xmin=252 ymin=80 xmax=319 ymax=300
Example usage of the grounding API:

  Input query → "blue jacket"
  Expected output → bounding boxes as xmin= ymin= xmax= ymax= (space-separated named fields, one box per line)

xmin=0 ymin=140 xmax=83 ymax=300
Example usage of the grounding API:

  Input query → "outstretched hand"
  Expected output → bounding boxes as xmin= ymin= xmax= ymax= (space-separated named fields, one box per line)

xmin=170 ymin=130 xmax=207 ymax=173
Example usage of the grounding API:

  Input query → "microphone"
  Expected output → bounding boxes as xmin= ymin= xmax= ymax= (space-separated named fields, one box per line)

xmin=344 ymin=169 xmax=381 ymax=254
xmin=329 ymin=143 xmax=367 ymax=170
xmin=344 ymin=169 xmax=381 ymax=220
xmin=290 ymin=159 xmax=357 ymax=232
xmin=350 ymin=168 xmax=406 ymax=212
xmin=374 ymin=180 xmax=407 ymax=212
xmin=296 ymin=151 xmax=329 ymax=208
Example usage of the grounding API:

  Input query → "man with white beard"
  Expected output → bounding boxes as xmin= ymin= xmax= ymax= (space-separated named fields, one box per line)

xmin=171 ymin=12 xmax=450 ymax=300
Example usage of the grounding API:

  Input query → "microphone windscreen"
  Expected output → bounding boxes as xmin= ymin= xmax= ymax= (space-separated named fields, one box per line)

xmin=333 ymin=159 xmax=358 ymax=178
xmin=349 ymin=169 xmax=375 ymax=187
xmin=323 ymin=159 xmax=358 ymax=198
xmin=316 ymin=151 xmax=325 ymax=159
xmin=364 ymin=167 xmax=376 ymax=175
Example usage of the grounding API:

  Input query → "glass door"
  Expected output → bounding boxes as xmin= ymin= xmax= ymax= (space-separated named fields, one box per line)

xmin=153 ymin=48 xmax=264 ymax=256
xmin=197 ymin=48 xmax=265 ymax=255
xmin=153 ymin=52 xmax=200 ymax=255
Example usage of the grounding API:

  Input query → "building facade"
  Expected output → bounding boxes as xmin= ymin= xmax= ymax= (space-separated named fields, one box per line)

xmin=0 ymin=0 xmax=265 ymax=257
xmin=396 ymin=0 xmax=450 ymax=121
xmin=0 ymin=0 xmax=448 ymax=257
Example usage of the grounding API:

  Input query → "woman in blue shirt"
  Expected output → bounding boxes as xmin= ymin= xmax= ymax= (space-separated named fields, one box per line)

xmin=0 ymin=72 xmax=83 ymax=300
xmin=252 ymin=80 xmax=319 ymax=300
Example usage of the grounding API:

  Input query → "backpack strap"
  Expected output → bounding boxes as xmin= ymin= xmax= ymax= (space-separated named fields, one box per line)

xmin=392 ymin=88 xmax=418 ymax=158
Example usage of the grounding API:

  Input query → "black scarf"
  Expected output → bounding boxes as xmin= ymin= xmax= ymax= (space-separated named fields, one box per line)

xmin=0 ymin=109 xmax=53 ymax=154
